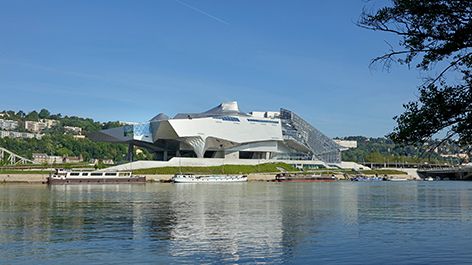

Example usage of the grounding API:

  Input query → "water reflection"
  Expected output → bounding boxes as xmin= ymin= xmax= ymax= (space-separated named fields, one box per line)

xmin=1 ymin=182 xmax=472 ymax=264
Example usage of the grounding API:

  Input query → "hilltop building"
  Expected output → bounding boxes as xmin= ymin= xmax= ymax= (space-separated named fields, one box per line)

xmin=32 ymin=153 xmax=63 ymax=164
xmin=32 ymin=153 xmax=83 ymax=164
xmin=64 ymin=126 xmax=82 ymax=135
xmin=0 ymin=130 xmax=43 ymax=139
xmin=334 ymin=140 xmax=358 ymax=150
xmin=24 ymin=119 xmax=58 ymax=133
xmin=90 ymin=102 xmax=342 ymax=166
xmin=0 ymin=119 xmax=19 ymax=131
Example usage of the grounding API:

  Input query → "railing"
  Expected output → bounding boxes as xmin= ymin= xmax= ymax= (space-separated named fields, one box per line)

xmin=360 ymin=161 xmax=453 ymax=169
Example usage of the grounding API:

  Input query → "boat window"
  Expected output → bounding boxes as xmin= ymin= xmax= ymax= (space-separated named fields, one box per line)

xmin=81 ymin=173 xmax=89 ymax=176
xmin=91 ymin=173 xmax=102 ymax=176
xmin=119 ymin=172 xmax=130 ymax=176
xmin=105 ymin=173 xmax=117 ymax=176
xmin=70 ymin=173 xmax=80 ymax=176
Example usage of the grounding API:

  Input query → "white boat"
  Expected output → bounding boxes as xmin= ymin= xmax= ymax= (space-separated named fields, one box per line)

xmin=172 ymin=174 xmax=248 ymax=183
xmin=47 ymin=168 xmax=146 ymax=184
xmin=425 ymin=177 xmax=434 ymax=181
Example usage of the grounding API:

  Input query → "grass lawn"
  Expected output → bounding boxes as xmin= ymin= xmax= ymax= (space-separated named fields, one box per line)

xmin=0 ymin=170 xmax=51 ymax=175
xmin=0 ymin=164 xmax=407 ymax=176
xmin=133 ymin=163 xmax=297 ymax=175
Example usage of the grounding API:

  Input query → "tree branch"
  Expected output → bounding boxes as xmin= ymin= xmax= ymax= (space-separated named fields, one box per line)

xmin=420 ymin=131 xmax=457 ymax=158
xmin=424 ymin=52 xmax=472 ymax=86
xmin=370 ymin=49 xmax=432 ymax=69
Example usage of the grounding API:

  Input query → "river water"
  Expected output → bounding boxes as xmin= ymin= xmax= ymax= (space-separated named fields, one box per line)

xmin=1 ymin=182 xmax=472 ymax=264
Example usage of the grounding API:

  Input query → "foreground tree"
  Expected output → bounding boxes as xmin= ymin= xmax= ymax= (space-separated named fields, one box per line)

xmin=359 ymin=0 xmax=472 ymax=151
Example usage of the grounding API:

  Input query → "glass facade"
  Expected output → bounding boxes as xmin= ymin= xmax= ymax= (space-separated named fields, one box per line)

xmin=280 ymin=108 xmax=341 ymax=163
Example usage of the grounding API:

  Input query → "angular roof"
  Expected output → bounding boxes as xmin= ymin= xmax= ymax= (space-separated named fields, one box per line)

xmin=150 ymin=113 xmax=169 ymax=121
xmin=173 ymin=101 xmax=248 ymax=119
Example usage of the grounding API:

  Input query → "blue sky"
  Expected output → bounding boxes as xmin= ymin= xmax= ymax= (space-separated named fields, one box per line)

xmin=0 ymin=0 xmax=424 ymax=137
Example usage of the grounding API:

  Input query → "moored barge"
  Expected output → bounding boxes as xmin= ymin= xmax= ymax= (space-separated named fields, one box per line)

xmin=172 ymin=174 xmax=248 ymax=183
xmin=273 ymin=173 xmax=336 ymax=182
xmin=47 ymin=169 xmax=146 ymax=184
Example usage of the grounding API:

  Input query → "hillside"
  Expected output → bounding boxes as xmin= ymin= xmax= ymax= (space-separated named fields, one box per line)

xmin=339 ymin=136 xmax=462 ymax=165
xmin=1 ymin=109 xmax=464 ymax=166
xmin=0 ymin=109 xmax=153 ymax=164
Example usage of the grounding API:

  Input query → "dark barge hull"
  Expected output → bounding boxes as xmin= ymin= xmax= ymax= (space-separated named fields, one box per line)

xmin=273 ymin=173 xmax=336 ymax=182
xmin=273 ymin=178 xmax=336 ymax=182
xmin=47 ymin=177 xmax=146 ymax=185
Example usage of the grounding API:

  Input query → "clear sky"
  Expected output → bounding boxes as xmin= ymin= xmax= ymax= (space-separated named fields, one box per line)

xmin=0 ymin=0 xmax=424 ymax=137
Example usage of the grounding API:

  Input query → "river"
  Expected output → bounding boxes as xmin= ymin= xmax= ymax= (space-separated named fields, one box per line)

xmin=1 ymin=182 xmax=472 ymax=264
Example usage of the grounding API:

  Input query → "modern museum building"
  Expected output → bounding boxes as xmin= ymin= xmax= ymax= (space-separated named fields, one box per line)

xmin=90 ymin=101 xmax=342 ymax=165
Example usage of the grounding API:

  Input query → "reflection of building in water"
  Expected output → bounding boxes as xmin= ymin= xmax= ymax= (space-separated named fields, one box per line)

xmin=163 ymin=183 xmax=367 ymax=262
xmin=338 ymin=183 xmax=360 ymax=225
xmin=167 ymin=184 xmax=284 ymax=262
xmin=337 ymin=183 xmax=421 ymax=224
xmin=0 ymin=185 xmax=53 ymax=243
xmin=5 ymin=183 xmax=472 ymax=263
xmin=276 ymin=183 xmax=351 ymax=254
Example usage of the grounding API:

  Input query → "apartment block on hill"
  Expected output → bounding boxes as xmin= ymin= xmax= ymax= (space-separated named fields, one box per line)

xmin=32 ymin=153 xmax=84 ymax=164
xmin=64 ymin=126 xmax=82 ymax=135
xmin=0 ymin=119 xmax=19 ymax=131
xmin=24 ymin=119 xmax=59 ymax=133
xmin=0 ymin=130 xmax=43 ymax=139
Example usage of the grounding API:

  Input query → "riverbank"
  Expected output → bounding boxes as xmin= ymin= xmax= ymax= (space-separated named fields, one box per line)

xmin=0 ymin=174 xmax=47 ymax=183
xmin=0 ymin=173 xmax=284 ymax=183
xmin=0 ymin=172 xmax=418 ymax=183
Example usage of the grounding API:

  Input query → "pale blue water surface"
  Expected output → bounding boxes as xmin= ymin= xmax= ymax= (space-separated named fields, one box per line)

xmin=1 ymin=182 xmax=472 ymax=264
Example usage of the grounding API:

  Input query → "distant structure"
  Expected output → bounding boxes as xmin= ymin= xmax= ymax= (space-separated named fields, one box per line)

xmin=24 ymin=119 xmax=58 ymax=133
xmin=64 ymin=126 xmax=86 ymax=139
xmin=64 ymin=126 xmax=82 ymax=135
xmin=0 ymin=147 xmax=35 ymax=165
xmin=32 ymin=153 xmax=83 ymax=164
xmin=0 ymin=118 xmax=45 ymax=139
xmin=90 ymin=158 xmax=115 ymax=165
xmin=90 ymin=101 xmax=342 ymax=164
xmin=32 ymin=153 xmax=61 ymax=164
xmin=0 ymin=119 xmax=19 ymax=131
xmin=334 ymin=140 xmax=358 ymax=150
xmin=0 ymin=130 xmax=43 ymax=140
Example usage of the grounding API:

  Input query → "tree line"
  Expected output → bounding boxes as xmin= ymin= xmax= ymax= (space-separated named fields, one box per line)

xmin=340 ymin=136 xmax=462 ymax=164
xmin=0 ymin=109 xmax=154 ymax=163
